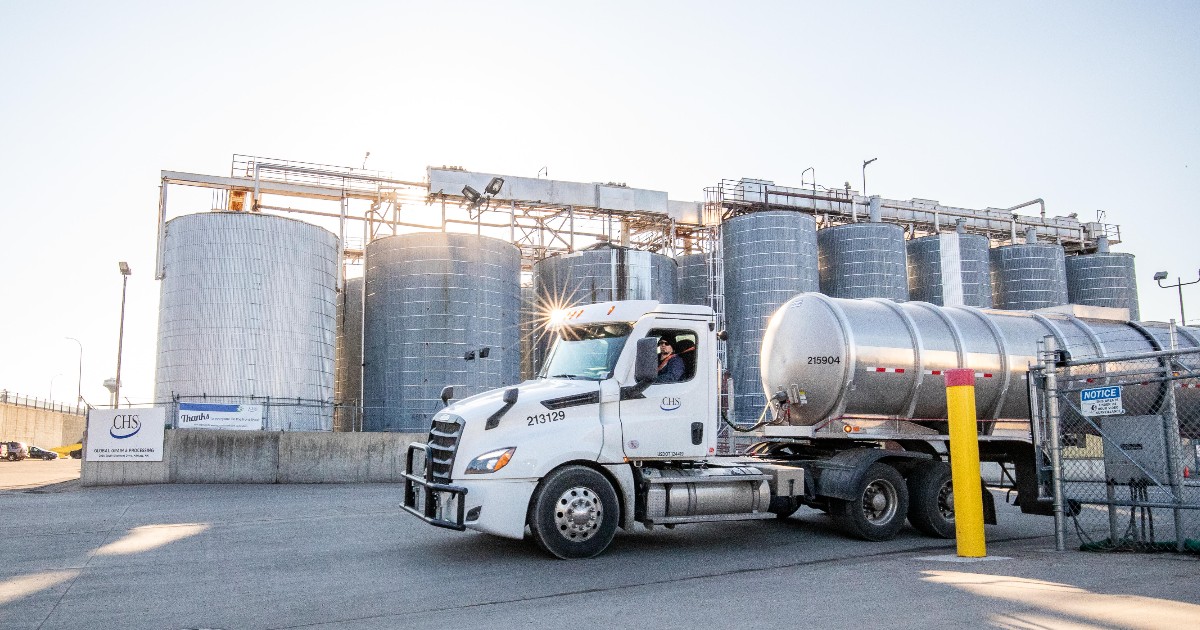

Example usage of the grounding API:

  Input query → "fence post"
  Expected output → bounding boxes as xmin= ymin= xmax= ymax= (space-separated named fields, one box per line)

xmin=1042 ymin=336 xmax=1067 ymax=552
xmin=1163 ymin=322 xmax=1187 ymax=552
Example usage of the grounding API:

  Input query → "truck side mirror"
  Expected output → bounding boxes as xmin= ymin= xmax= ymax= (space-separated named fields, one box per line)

xmin=634 ymin=337 xmax=660 ymax=384
xmin=716 ymin=330 xmax=728 ymax=341
xmin=440 ymin=386 xmax=455 ymax=407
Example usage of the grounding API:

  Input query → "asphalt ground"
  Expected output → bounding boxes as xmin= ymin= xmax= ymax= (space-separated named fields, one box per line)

xmin=0 ymin=462 xmax=1197 ymax=630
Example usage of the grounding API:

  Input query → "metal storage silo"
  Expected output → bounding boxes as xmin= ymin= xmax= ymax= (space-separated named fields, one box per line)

xmin=818 ymin=222 xmax=909 ymax=301
xmin=533 ymin=244 xmax=678 ymax=306
xmin=990 ymin=232 xmax=1069 ymax=310
xmin=362 ymin=233 xmax=521 ymax=432
xmin=519 ymin=284 xmax=538 ymax=380
xmin=1066 ymin=240 xmax=1139 ymax=319
xmin=721 ymin=211 xmax=819 ymax=424
xmin=334 ymin=276 xmax=364 ymax=431
xmin=907 ymin=230 xmax=992 ymax=307
xmin=154 ymin=211 xmax=339 ymax=430
xmin=677 ymin=252 xmax=713 ymax=307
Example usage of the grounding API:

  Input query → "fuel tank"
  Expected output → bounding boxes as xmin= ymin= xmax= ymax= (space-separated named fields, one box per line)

xmin=760 ymin=292 xmax=1200 ymax=426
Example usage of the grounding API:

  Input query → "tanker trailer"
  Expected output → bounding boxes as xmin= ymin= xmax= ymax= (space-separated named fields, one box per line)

xmin=753 ymin=292 xmax=1200 ymax=537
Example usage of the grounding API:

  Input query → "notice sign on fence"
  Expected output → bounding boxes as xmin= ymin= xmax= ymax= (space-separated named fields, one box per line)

xmin=1080 ymin=386 xmax=1124 ymax=417
xmin=177 ymin=402 xmax=264 ymax=430
xmin=86 ymin=408 xmax=166 ymax=461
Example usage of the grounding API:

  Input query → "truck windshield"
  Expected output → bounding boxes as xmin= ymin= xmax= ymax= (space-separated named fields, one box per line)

xmin=539 ymin=323 xmax=632 ymax=381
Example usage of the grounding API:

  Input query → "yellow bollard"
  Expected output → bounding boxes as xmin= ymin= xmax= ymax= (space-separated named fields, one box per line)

xmin=945 ymin=368 xmax=986 ymax=557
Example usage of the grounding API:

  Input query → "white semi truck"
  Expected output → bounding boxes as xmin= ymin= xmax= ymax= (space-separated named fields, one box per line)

xmin=402 ymin=293 xmax=1199 ymax=558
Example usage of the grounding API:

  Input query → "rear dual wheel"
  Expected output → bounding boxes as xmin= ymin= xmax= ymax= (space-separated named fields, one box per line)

xmin=907 ymin=462 xmax=956 ymax=539
xmin=831 ymin=463 xmax=909 ymax=541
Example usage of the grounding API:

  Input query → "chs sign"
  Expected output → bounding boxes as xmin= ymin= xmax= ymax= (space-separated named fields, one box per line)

xmin=1080 ymin=386 xmax=1124 ymax=417
xmin=85 ymin=408 xmax=166 ymax=461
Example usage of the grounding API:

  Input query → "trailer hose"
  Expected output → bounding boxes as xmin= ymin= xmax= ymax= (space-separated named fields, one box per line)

xmin=721 ymin=403 xmax=772 ymax=433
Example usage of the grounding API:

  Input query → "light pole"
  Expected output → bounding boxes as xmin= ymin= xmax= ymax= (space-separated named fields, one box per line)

xmin=115 ymin=261 xmax=131 ymax=408
xmin=66 ymin=337 xmax=83 ymax=404
xmin=1154 ymin=269 xmax=1200 ymax=326
xmin=862 ymin=158 xmax=878 ymax=196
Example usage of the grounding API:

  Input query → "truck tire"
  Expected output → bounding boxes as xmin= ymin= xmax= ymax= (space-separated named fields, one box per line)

xmin=528 ymin=465 xmax=619 ymax=559
xmin=830 ymin=462 xmax=908 ymax=541
xmin=907 ymin=461 xmax=955 ymax=539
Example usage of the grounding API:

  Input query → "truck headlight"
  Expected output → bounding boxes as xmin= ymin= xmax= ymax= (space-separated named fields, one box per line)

xmin=465 ymin=447 xmax=516 ymax=474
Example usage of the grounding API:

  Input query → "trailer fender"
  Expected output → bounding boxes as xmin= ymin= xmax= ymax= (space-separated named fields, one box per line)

xmin=814 ymin=449 xmax=931 ymax=501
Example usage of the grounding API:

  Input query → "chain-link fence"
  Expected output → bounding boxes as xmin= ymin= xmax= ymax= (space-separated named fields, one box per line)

xmin=1031 ymin=340 xmax=1200 ymax=554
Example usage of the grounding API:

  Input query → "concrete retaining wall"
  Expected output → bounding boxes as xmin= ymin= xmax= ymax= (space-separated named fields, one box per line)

xmin=0 ymin=402 xmax=85 ymax=448
xmin=81 ymin=430 xmax=423 ymax=486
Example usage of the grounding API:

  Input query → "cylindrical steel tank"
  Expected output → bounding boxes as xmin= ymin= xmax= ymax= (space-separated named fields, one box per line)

xmin=677 ymin=252 xmax=713 ymax=307
xmin=154 ymin=212 xmax=339 ymax=430
xmin=907 ymin=232 xmax=992 ymax=308
xmin=761 ymin=292 xmax=1200 ymax=428
xmin=1066 ymin=252 xmax=1139 ymax=319
xmin=363 ymin=233 xmax=521 ymax=432
xmin=722 ymin=211 xmax=819 ymax=423
xmin=531 ymin=244 xmax=678 ymax=373
xmin=818 ymin=223 xmax=908 ymax=301
xmin=519 ymin=284 xmax=538 ymax=380
xmin=990 ymin=243 xmax=1069 ymax=310
xmin=533 ymin=244 xmax=678 ymax=305
xmin=334 ymin=276 xmax=364 ymax=431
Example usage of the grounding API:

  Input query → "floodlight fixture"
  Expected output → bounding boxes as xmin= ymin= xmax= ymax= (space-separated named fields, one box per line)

xmin=462 ymin=186 xmax=482 ymax=205
xmin=485 ymin=177 xmax=504 ymax=196
xmin=1153 ymin=271 xmax=1168 ymax=281
xmin=119 ymin=261 xmax=131 ymax=276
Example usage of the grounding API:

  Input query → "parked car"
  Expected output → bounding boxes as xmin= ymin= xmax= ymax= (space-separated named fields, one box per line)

xmin=27 ymin=446 xmax=59 ymax=461
xmin=2 ymin=441 xmax=29 ymax=461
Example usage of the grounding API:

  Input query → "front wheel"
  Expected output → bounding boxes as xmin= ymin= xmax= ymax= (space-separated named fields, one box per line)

xmin=6 ymin=453 xmax=15 ymax=461
xmin=528 ymin=466 xmax=619 ymax=559
xmin=830 ymin=462 xmax=909 ymax=541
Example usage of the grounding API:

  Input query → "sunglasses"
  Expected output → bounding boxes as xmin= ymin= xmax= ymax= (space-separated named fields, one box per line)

xmin=658 ymin=341 xmax=671 ymax=346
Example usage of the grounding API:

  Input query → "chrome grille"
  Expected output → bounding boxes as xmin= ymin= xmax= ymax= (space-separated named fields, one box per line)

xmin=427 ymin=414 xmax=463 ymax=484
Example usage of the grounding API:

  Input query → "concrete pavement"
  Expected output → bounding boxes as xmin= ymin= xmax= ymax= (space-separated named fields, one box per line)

xmin=0 ymin=473 xmax=1196 ymax=629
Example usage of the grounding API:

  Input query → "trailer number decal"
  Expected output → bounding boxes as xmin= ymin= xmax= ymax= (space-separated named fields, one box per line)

xmin=807 ymin=356 xmax=841 ymax=365
xmin=527 ymin=411 xmax=566 ymax=426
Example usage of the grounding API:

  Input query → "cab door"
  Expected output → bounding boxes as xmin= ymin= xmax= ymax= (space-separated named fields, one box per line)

xmin=619 ymin=325 xmax=709 ymax=459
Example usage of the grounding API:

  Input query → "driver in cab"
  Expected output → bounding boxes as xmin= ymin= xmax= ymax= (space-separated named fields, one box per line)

xmin=656 ymin=337 xmax=684 ymax=383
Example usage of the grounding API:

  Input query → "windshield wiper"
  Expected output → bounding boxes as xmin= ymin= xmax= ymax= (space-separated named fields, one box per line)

xmin=549 ymin=374 xmax=582 ymax=380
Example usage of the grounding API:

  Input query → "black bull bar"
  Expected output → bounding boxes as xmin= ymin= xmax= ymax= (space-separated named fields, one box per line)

xmin=402 ymin=442 xmax=468 ymax=531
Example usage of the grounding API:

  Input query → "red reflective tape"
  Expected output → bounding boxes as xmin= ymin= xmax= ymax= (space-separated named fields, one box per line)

xmin=945 ymin=368 xmax=975 ymax=387
xmin=894 ymin=368 xmax=905 ymax=374
xmin=875 ymin=367 xmax=887 ymax=372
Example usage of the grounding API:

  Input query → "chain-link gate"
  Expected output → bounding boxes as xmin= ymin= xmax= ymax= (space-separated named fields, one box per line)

xmin=1030 ymin=337 xmax=1200 ymax=554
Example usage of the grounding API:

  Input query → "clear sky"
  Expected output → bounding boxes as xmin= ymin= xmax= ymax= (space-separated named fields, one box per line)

xmin=1 ymin=1 xmax=1197 ymax=408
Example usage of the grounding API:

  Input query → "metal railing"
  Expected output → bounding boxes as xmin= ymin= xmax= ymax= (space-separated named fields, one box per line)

xmin=0 ymin=391 xmax=87 ymax=416
xmin=1030 ymin=340 xmax=1200 ymax=554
